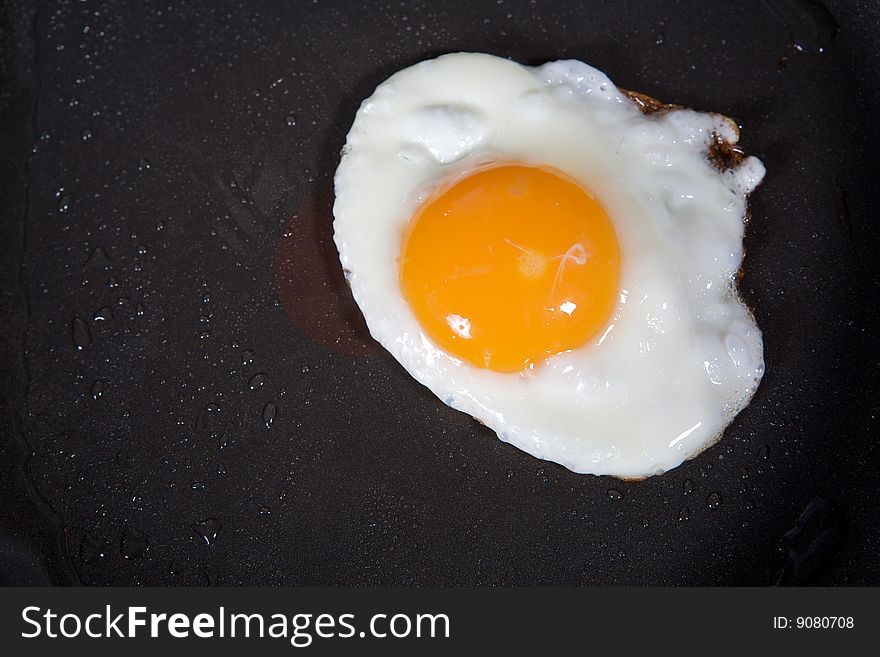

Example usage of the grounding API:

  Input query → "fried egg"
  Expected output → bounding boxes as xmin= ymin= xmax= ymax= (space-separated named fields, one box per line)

xmin=333 ymin=53 xmax=765 ymax=478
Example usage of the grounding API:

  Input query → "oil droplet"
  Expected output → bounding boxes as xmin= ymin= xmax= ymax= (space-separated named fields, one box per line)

xmin=248 ymin=372 xmax=268 ymax=390
xmin=57 ymin=193 xmax=72 ymax=213
xmin=679 ymin=507 xmax=691 ymax=522
xmin=192 ymin=518 xmax=222 ymax=546
xmin=90 ymin=380 xmax=104 ymax=400
xmin=683 ymin=478 xmax=693 ymax=495
xmin=72 ymin=317 xmax=91 ymax=351
xmin=263 ymin=402 xmax=278 ymax=429
xmin=79 ymin=535 xmax=103 ymax=563
xmin=707 ymin=491 xmax=723 ymax=509
xmin=607 ymin=489 xmax=622 ymax=500
xmin=120 ymin=527 xmax=149 ymax=559
xmin=93 ymin=306 xmax=113 ymax=322
xmin=285 ymin=113 xmax=297 ymax=127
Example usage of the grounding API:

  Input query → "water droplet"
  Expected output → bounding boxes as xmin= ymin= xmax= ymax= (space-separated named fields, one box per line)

xmin=285 ymin=113 xmax=297 ymax=127
xmin=248 ymin=372 xmax=268 ymax=390
xmin=72 ymin=317 xmax=91 ymax=351
xmin=192 ymin=518 xmax=222 ymax=546
xmin=776 ymin=497 xmax=845 ymax=585
xmin=679 ymin=507 xmax=691 ymax=522
xmin=707 ymin=491 xmax=723 ymax=509
xmin=682 ymin=478 xmax=693 ymax=495
xmin=138 ymin=158 xmax=151 ymax=170
xmin=120 ymin=527 xmax=149 ymax=559
xmin=203 ymin=564 xmax=219 ymax=586
xmin=80 ymin=535 xmax=103 ymax=563
xmin=83 ymin=245 xmax=110 ymax=266
xmin=57 ymin=193 xmax=72 ymax=213
xmin=93 ymin=306 xmax=113 ymax=322
xmin=607 ymin=489 xmax=622 ymax=500
xmin=90 ymin=380 xmax=104 ymax=400
xmin=263 ymin=402 xmax=277 ymax=429
xmin=259 ymin=505 xmax=272 ymax=515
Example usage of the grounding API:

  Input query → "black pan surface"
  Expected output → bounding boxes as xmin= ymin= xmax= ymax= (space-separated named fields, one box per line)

xmin=1 ymin=0 xmax=878 ymax=586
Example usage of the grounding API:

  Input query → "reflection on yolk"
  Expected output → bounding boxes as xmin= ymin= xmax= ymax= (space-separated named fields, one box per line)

xmin=399 ymin=164 xmax=621 ymax=372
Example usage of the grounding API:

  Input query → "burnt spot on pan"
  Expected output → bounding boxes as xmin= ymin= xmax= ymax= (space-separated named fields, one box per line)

xmin=273 ymin=189 xmax=381 ymax=356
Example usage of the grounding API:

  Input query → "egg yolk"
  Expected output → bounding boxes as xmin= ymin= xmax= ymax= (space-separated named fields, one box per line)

xmin=399 ymin=165 xmax=621 ymax=372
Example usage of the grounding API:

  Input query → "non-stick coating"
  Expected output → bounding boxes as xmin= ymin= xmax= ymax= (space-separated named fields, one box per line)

xmin=1 ymin=0 xmax=878 ymax=585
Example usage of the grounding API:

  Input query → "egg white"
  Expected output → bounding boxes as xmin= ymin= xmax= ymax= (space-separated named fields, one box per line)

xmin=333 ymin=52 xmax=765 ymax=478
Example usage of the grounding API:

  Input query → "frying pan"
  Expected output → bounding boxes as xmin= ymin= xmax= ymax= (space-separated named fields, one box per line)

xmin=1 ymin=0 xmax=878 ymax=586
